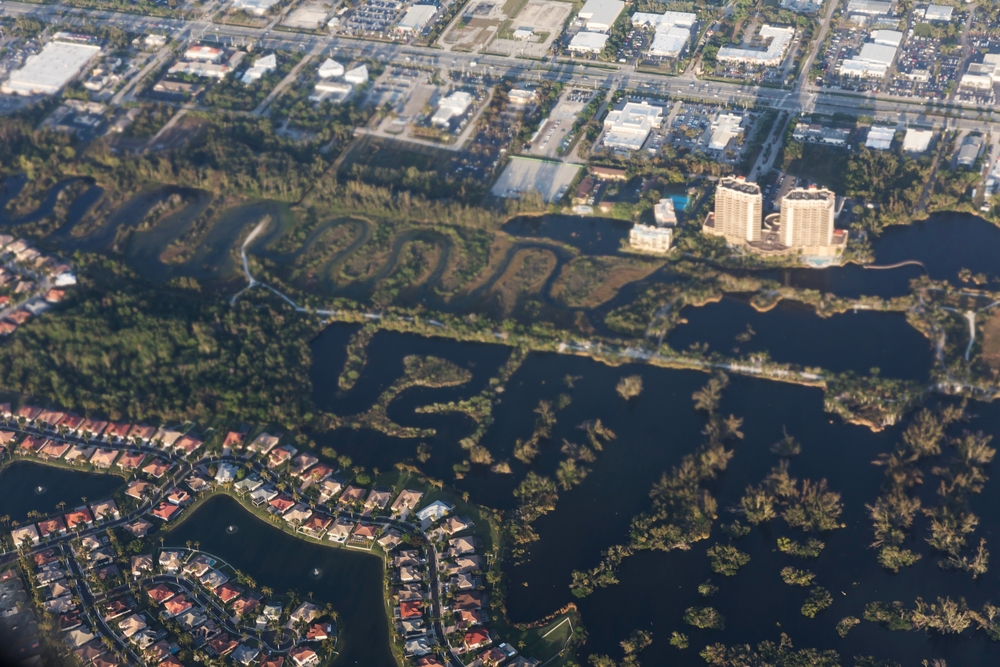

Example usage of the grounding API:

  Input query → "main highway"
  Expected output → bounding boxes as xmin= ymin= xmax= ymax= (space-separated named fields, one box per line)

xmin=3 ymin=0 xmax=1000 ymax=133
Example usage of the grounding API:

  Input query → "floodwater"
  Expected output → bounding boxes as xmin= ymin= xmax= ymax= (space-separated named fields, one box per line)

xmin=0 ymin=460 xmax=124 ymax=522
xmin=164 ymin=495 xmax=395 ymax=667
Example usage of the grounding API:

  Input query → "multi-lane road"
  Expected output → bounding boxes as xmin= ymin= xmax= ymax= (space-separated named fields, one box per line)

xmin=3 ymin=0 xmax=1000 ymax=133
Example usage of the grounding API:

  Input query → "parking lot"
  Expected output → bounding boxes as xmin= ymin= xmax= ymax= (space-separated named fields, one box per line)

xmin=528 ymin=88 xmax=592 ymax=158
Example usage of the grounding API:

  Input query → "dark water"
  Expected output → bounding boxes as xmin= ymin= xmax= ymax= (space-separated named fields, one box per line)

xmin=0 ymin=460 xmax=124 ymax=522
xmin=502 ymin=215 xmax=631 ymax=255
xmin=164 ymin=495 xmax=395 ymax=667
xmin=668 ymin=297 xmax=934 ymax=381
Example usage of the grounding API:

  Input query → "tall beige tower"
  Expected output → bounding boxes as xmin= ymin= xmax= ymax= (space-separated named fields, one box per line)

xmin=779 ymin=187 xmax=835 ymax=248
xmin=712 ymin=177 xmax=762 ymax=244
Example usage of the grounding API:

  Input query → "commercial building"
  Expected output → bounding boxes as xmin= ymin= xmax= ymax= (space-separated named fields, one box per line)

xmin=957 ymin=135 xmax=984 ymax=167
xmin=184 ymin=46 xmax=224 ymax=62
xmin=846 ymin=0 xmax=892 ymax=15
xmin=2 ymin=41 xmax=102 ymax=96
xmin=779 ymin=186 xmax=835 ymax=248
xmin=232 ymin=0 xmax=281 ymax=15
xmin=632 ymin=11 xmax=697 ymax=58
xmin=508 ymin=87 xmax=536 ymax=105
xmin=865 ymin=125 xmax=895 ymax=149
xmin=839 ymin=31 xmax=901 ymax=78
xmin=577 ymin=0 xmax=625 ymax=32
xmin=629 ymin=224 xmax=673 ymax=253
xmin=317 ymin=58 xmax=345 ymax=79
xmin=568 ymin=32 xmax=609 ymax=53
xmin=923 ymin=4 xmax=953 ymax=21
xmin=310 ymin=80 xmax=353 ymax=103
xmin=432 ymin=91 xmax=473 ymax=125
xmin=960 ymin=54 xmax=1000 ymax=90
xmin=704 ymin=177 xmax=762 ymax=245
xmin=343 ymin=65 xmax=369 ymax=84
xmin=709 ymin=112 xmax=743 ymax=151
xmin=602 ymin=100 xmax=663 ymax=150
xmin=654 ymin=198 xmax=677 ymax=225
xmin=717 ymin=25 xmax=794 ymax=67
xmin=396 ymin=4 xmax=437 ymax=33
xmin=902 ymin=128 xmax=933 ymax=153
xmin=792 ymin=122 xmax=850 ymax=145
xmin=241 ymin=53 xmax=276 ymax=84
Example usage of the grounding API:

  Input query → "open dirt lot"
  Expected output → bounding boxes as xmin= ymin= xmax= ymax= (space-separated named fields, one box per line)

xmin=491 ymin=156 xmax=580 ymax=202
xmin=282 ymin=1 xmax=333 ymax=29
xmin=488 ymin=0 xmax=572 ymax=57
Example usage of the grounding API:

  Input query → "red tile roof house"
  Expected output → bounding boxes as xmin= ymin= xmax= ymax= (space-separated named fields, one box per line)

xmin=173 ymin=435 xmax=202 ymax=457
xmin=399 ymin=600 xmax=423 ymax=620
xmin=37 ymin=409 xmax=66 ymax=429
xmin=38 ymin=440 xmax=71 ymax=460
xmin=64 ymin=508 xmax=94 ymax=531
xmin=6 ymin=310 xmax=30 ymax=325
xmin=351 ymin=523 xmax=377 ymax=543
xmin=222 ymin=431 xmax=244 ymax=449
xmin=0 ymin=321 xmax=15 ymax=336
xmin=231 ymin=595 xmax=261 ymax=618
xmin=289 ymin=647 xmax=320 ymax=667
xmin=267 ymin=445 xmax=297 ymax=469
xmin=151 ymin=502 xmax=181 ymax=522
xmin=124 ymin=479 xmax=151 ymax=499
xmin=61 ymin=414 xmax=86 ymax=434
xmin=480 ymin=646 xmax=507 ymax=667
xmin=146 ymin=584 xmax=176 ymax=604
xmin=103 ymin=599 xmax=130 ymax=620
xmin=117 ymin=452 xmax=146 ymax=472
xmin=160 ymin=656 xmax=185 ymax=667
xmin=104 ymin=422 xmax=133 ymax=441
xmin=260 ymin=655 xmax=284 ymax=667
xmin=215 ymin=582 xmax=242 ymax=604
xmin=17 ymin=405 xmax=43 ymax=422
xmin=209 ymin=634 xmax=239 ymax=656
xmin=129 ymin=425 xmax=157 ymax=444
xmin=305 ymin=622 xmax=333 ymax=641
xmin=162 ymin=595 xmax=194 ymax=618
xmin=37 ymin=517 xmax=68 ymax=538
xmin=301 ymin=514 xmax=333 ymax=538
xmin=142 ymin=459 xmax=171 ymax=479
xmin=268 ymin=495 xmax=295 ymax=515
xmin=19 ymin=435 xmax=46 ymax=453
xmin=167 ymin=489 xmax=192 ymax=506
xmin=464 ymin=627 xmax=492 ymax=651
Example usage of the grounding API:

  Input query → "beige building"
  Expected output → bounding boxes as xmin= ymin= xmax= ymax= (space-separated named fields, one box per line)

xmin=779 ymin=186 xmax=835 ymax=248
xmin=706 ymin=177 xmax=762 ymax=244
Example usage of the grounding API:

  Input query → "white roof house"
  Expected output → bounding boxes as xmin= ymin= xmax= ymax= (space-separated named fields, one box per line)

xmin=865 ymin=125 xmax=895 ymax=150
xmin=717 ymin=25 xmax=794 ymax=66
xmin=431 ymin=91 xmax=473 ymax=125
xmin=568 ymin=32 xmax=609 ymax=53
xmin=318 ymin=58 xmax=345 ymax=79
xmin=654 ymin=198 xmax=677 ymax=225
xmin=343 ymin=64 xmax=369 ymax=84
xmin=2 ymin=41 xmax=101 ymax=96
xmin=902 ymin=128 xmax=933 ymax=153
xmin=416 ymin=500 xmax=454 ymax=526
xmin=602 ymin=100 xmax=663 ymax=150
xmin=397 ymin=4 xmax=437 ymax=32
xmin=924 ymin=3 xmax=953 ymax=21
xmin=577 ymin=0 xmax=625 ymax=32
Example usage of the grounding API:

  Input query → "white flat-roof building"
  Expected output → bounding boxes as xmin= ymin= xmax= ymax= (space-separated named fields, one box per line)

xmin=654 ymin=198 xmax=677 ymax=225
xmin=717 ymin=25 xmax=794 ymax=67
xmin=577 ymin=0 xmax=625 ymax=32
xmin=241 ymin=53 xmax=276 ymax=84
xmin=344 ymin=65 xmax=369 ymax=84
xmin=603 ymin=100 xmax=663 ymax=150
xmin=632 ymin=10 xmax=696 ymax=57
xmin=513 ymin=27 xmax=534 ymax=40
xmin=232 ymin=0 xmax=281 ymax=15
xmin=397 ymin=4 xmax=437 ymax=32
xmin=902 ymin=128 xmax=933 ymax=153
xmin=960 ymin=54 xmax=1000 ymax=90
xmin=2 ymin=41 xmax=101 ymax=96
xmin=432 ymin=91 xmax=473 ymax=125
xmin=846 ymin=0 xmax=892 ymax=15
xmin=839 ymin=35 xmax=899 ymax=78
xmin=317 ymin=58 xmax=345 ymax=79
xmin=568 ymin=31 xmax=610 ymax=53
xmin=865 ymin=125 xmax=895 ymax=149
xmin=629 ymin=224 xmax=673 ymax=253
xmin=310 ymin=80 xmax=353 ymax=103
xmin=872 ymin=29 xmax=903 ymax=47
xmin=709 ymin=112 xmax=744 ymax=151
xmin=924 ymin=4 xmax=953 ymax=21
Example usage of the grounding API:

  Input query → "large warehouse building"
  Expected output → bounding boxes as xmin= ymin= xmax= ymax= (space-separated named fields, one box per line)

xmin=577 ymin=0 xmax=625 ymax=32
xmin=2 ymin=41 xmax=102 ymax=96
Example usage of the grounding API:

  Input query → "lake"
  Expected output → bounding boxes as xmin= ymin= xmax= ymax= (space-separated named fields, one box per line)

xmin=0 ymin=460 xmax=124 ymax=523
xmin=164 ymin=495 xmax=395 ymax=667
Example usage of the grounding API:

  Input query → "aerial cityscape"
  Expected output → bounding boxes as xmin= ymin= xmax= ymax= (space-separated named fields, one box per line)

xmin=0 ymin=0 xmax=998 ymax=665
